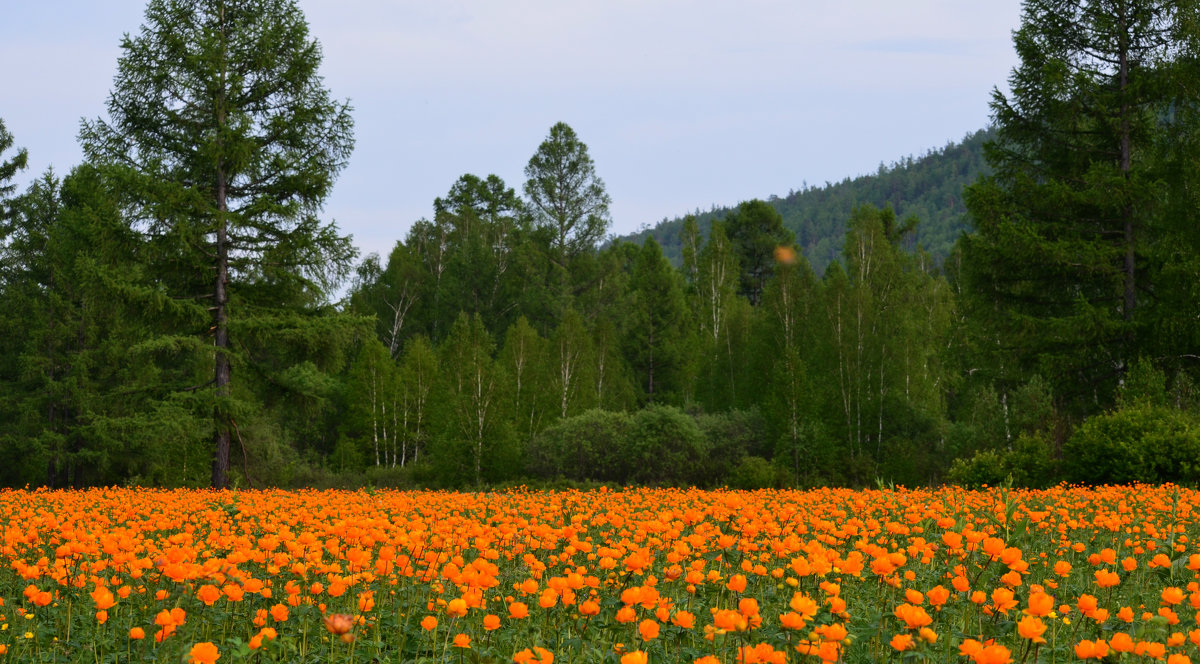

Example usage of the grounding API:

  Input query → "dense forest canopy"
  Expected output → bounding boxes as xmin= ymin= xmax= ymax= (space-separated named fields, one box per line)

xmin=1 ymin=0 xmax=1199 ymax=490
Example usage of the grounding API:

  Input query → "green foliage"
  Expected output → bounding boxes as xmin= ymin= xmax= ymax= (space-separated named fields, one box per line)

xmin=526 ymin=409 xmax=631 ymax=483
xmin=79 ymin=0 xmax=359 ymax=487
xmin=0 ymin=118 xmax=29 ymax=209
xmin=722 ymin=199 xmax=794 ymax=305
xmin=694 ymin=409 xmax=769 ymax=483
xmin=726 ymin=456 xmax=782 ymax=490
xmin=1063 ymin=405 xmax=1200 ymax=485
xmin=947 ymin=434 xmax=1059 ymax=489
xmin=623 ymin=405 xmax=706 ymax=486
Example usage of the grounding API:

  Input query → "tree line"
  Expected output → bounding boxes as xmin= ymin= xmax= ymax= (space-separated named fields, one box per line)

xmin=2 ymin=0 xmax=1199 ymax=489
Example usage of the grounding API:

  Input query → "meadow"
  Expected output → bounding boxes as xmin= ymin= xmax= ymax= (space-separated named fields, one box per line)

xmin=1 ymin=484 xmax=1198 ymax=663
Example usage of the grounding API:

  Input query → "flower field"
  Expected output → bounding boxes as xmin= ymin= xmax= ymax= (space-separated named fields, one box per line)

xmin=2 ymin=485 xmax=1200 ymax=663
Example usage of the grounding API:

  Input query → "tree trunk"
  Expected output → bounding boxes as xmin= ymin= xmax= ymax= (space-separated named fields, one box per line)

xmin=211 ymin=16 xmax=231 ymax=489
xmin=212 ymin=204 xmax=231 ymax=488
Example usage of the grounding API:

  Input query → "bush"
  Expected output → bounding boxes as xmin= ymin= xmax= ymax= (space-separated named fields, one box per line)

xmin=526 ymin=410 xmax=632 ymax=483
xmin=725 ymin=456 xmax=781 ymax=489
xmin=624 ymin=405 xmax=707 ymax=486
xmin=694 ymin=409 xmax=769 ymax=486
xmin=1063 ymin=405 xmax=1200 ymax=485
xmin=947 ymin=434 xmax=1058 ymax=488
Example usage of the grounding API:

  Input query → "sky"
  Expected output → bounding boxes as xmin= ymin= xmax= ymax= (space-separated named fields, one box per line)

xmin=3 ymin=1 xmax=1023 ymax=264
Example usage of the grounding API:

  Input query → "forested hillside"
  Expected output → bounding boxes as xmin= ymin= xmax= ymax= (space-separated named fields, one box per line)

xmin=626 ymin=128 xmax=991 ymax=274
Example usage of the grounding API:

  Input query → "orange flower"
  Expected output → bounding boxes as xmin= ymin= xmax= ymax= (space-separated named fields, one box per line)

xmin=196 ymin=584 xmax=221 ymax=606
xmin=620 ymin=652 xmax=648 ymax=664
xmin=1163 ymin=587 xmax=1185 ymax=606
xmin=1074 ymin=639 xmax=1109 ymax=659
xmin=1094 ymin=569 xmax=1120 ymax=588
xmin=926 ymin=585 xmax=950 ymax=608
xmin=90 ymin=586 xmax=116 ymax=611
xmin=713 ymin=609 xmax=748 ymax=632
xmin=890 ymin=634 xmax=913 ymax=651
xmin=270 ymin=604 xmax=289 ymax=622
xmin=483 ymin=614 xmax=501 ymax=630
xmin=726 ymin=574 xmax=747 ymax=593
xmin=894 ymin=603 xmax=932 ymax=629
xmin=991 ymin=588 xmax=1018 ymax=615
xmin=129 ymin=627 xmax=145 ymax=640
xmin=420 ymin=616 xmax=437 ymax=631
xmin=671 ymin=611 xmax=695 ymax=629
xmin=187 ymin=642 xmax=220 ymax=664
xmin=324 ymin=613 xmax=353 ymax=636
xmin=1017 ymin=615 xmax=1046 ymax=643
xmin=446 ymin=598 xmax=468 ymax=618
xmin=513 ymin=646 xmax=554 ymax=664
xmin=638 ymin=619 xmax=660 ymax=641
xmin=1027 ymin=591 xmax=1054 ymax=617
xmin=509 ymin=602 xmax=529 ymax=619
xmin=1110 ymin=632 xmax=1135 ymax=653
xmin=452 ymin=633 xmax=470 ymax=649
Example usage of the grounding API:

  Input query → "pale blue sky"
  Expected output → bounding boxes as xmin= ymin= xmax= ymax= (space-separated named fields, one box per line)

xmin=4 ymin=1 xmax=1022 ymax=263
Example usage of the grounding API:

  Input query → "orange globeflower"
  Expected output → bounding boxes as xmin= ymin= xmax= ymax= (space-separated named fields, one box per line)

xmin=726 ymin=574 xmax=748 ymax=593
xmin=621 ymin=652 xmax=648 ymax=664
xmin=672 ymin=611 xmax=696 ymax=629
xmin=1163 ymin=587 xmax=1185 ymax=606
xmin=452 ymin=633 xmax=471 ymax=649
xmin=196 ymin=584 xmax=221 ymax=606
xmin=1094 ymin=569 xmax=1120 ymax=588
xmin=447 ymin=598 xmax=468 ymax=618
xmin=187 ymin=642 xmax=220 ymax=664
xmin=324 ymin=614 xmax=353 ymax=636
xmin=129 ymin=627 xmax=145 ymax=640
xmin=890 ymin=634 xmax=914 ymax=651
xmin=1027 ymin=591 xmax=1054 ymax=617
xmin=991 ymin=588 xmax=1019 ymax=615
xmin=269 ymin=604 xmax=288 ymax=622
xmin=894 ymin=603 xmax=932 ymax=629
xmin=420 ymin=616 xmax=437 ymax=631
xmin=1110 ymin=632 xmax=1135 ymax=653
xmin=926 ymin=585 xmax=950 ymax=608
xmin=483 ymin=614 xmax=501 ymax=630
xmin=638 ymin=619 xmax=660 ymax=641
xmin=1017 ymin=615 xmax=1046 ymax=643
xmin=513 ymin=647 xmax=554 ymax=664
xmin=509 ymin=602 xmax=529 ymax=619
xmin=90 ymin=586 xmax=116 ymax=611
xmin=1074 ymin=639 xmax=1109 ymax=659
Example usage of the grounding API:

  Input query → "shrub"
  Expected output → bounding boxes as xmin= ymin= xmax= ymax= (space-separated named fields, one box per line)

xmin=624 ymin=405 xmax=707 ymax=486
xmin=725 ymin=456 xmax=780 ymax=489
xmin=527 ymin=410 xmax=632 ymax=483
xmin=947 ymin=434 xmax=1058 ymax=488
xmin=1062 ymin=405 xmax=1200 ymax=485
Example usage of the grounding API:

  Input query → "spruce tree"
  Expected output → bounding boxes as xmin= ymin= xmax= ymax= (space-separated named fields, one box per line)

xmin=80 ymin=0 xmax=357 ymax=487
xmin=961 ymin=0 xmax=1192 ymax=411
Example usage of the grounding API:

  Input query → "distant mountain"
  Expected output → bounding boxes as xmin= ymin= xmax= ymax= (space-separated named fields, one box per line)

xmin=621 ymin=128 xmax=993 ymax=274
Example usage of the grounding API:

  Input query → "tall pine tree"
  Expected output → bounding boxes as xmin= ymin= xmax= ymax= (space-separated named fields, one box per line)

xmin=80 ymin=0 xmax=357 ymax=487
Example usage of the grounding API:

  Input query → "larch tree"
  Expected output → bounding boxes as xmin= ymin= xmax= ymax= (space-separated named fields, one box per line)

xmin=80 ymin=0 xmax=357 ymax=487
xmin=523 ymin=122 xmax=611 ymax=313
xmin=0 ymin=119 xmax=28 ymax=211
xmin=961 ymin=0 xmax=1194 ymax=411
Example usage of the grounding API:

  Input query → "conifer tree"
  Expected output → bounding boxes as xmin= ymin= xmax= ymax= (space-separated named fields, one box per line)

xmin=961 ymin=0 xmax=1194 ymax=410
xmin=80 ymin=0 xmax=357 ymax=487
